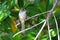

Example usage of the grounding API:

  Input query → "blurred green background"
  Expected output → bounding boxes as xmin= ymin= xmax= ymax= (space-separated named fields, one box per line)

xmin=0 ymin=0 xmax=60 ymax=40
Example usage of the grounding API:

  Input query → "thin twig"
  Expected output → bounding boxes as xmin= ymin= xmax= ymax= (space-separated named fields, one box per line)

xmin=34 ymin=11 xmax=51 ymax=40
xmin=46 ymin=0 xmax=58 ymax=23
xmin=50 ymin=0 xmax=58 ymax=12
xmin=13 ymin=20 xmax=45 ymax=38
xmin=25 ymin=11 xmax=49 ymax=21
xmin=16 ymin=22 xmax=20 ymax=26
xmin=47 ymin=21 xmax=51 ymax=40
xmin=34 ymin=20 xmax=46 ymax=40
xmin=52 ymin=13 xmax=59 ymax=40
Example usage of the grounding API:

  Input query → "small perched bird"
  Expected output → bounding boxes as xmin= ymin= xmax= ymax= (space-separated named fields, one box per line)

xmin=19 ymin=8 xmax=26 ymax=33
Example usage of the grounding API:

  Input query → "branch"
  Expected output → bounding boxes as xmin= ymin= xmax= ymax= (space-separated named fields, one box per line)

xmin=46 ymin=0 xmax=58 ymax=22
xmin=25 ymin=11 xmax=49 ymax=21
xmin=50 ymin=0 xmax=58 ymax=12
xmin=13 ymin=20 xmax=45 ymax=38
xmin=34 ymin=20 xmax=46 ymax=40
xmin=52 ymin=13 xmax=59 ymax=40
xmin=16 ymin=22 xmax=20 ymax=26
xmin=47 ymin=21 xmax=51 ymax=40
xmin=34 ymin=12 xmax=51 ymax=40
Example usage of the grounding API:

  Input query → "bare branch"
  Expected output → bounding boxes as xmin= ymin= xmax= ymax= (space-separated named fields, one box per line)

xmin=51 ymin=0 xmax=58 ymax=12
xmin=13 ymin=20 xmax=45 ymax=38
xmin=46 ymin=0 xmax=58 ymax=22
xmin=47 ymin=21 xmax=51 ymax=40
xmin=52 ymin=13 xmax=59 ymax=40
xmin=25 ymin=11 xmax=49 ymax=21
xmin=34 ymin=20 xmax=46 ymax=40
xmin=16 ymin=22 xmax=20 ymax=26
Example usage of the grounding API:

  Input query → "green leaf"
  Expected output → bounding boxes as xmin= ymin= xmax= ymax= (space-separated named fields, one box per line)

xmin=0 ymin=11 xmax=10 ymax=21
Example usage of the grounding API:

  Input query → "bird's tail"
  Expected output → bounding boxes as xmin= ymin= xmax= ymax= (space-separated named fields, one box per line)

xmin=21 ymin=20 xmax=25 ymax=33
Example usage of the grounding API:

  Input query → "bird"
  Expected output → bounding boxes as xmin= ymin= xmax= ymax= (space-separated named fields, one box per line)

xmin=19 ymin=8 xmax=26 ymax=33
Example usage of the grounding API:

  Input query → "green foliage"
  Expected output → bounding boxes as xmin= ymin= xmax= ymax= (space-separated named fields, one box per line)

xmin=0 ymin=0 xmax=60 ymax=40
